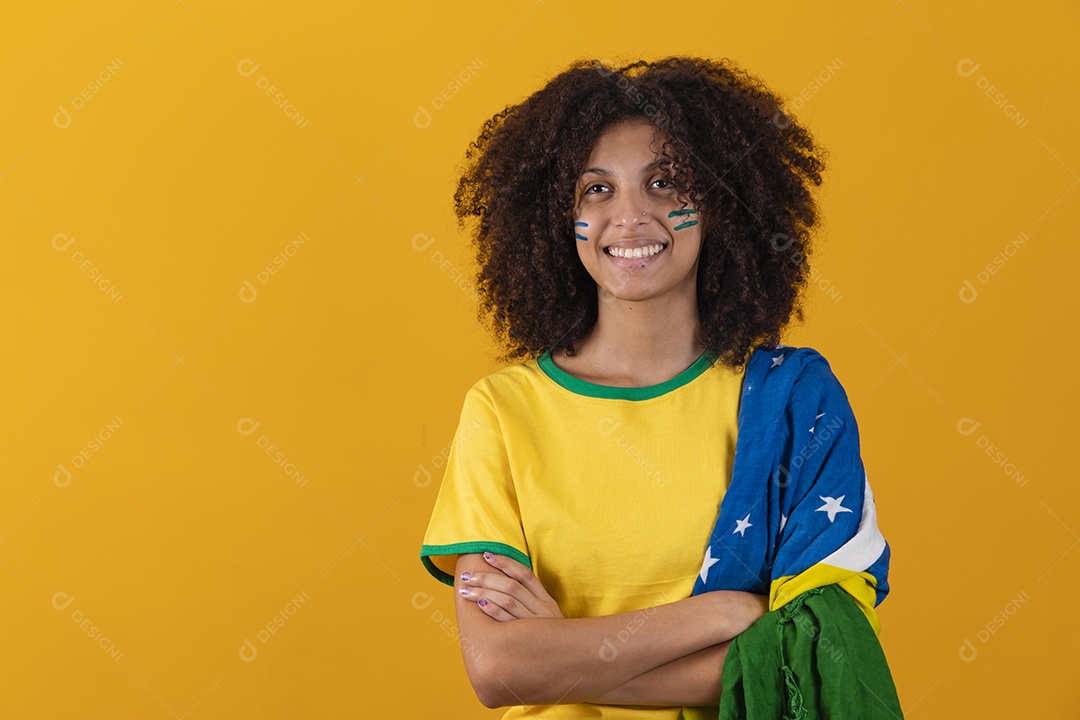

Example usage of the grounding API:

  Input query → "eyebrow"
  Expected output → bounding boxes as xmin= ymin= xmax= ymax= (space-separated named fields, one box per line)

xmin=579 ymin=160 xmax=665 ymax=178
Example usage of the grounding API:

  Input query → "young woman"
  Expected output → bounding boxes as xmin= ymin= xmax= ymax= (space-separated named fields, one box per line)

xmin=420 ymin=56 xmax=897 ymax=718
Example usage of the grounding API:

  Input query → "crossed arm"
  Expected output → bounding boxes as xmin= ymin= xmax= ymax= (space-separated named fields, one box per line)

xmin=451 ymin=552 xmax=767 ymax=709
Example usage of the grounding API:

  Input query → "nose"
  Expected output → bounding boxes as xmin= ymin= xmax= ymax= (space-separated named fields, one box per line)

xmin=612 ymin=187 xmax=652 ymax=227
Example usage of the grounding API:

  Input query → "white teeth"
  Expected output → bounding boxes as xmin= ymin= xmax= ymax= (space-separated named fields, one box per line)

xmin=606 ymin=243 xmax=665 ymax=259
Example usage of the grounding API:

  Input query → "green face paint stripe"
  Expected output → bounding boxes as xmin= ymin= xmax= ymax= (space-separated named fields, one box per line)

xmin=574 ymin=221 xmax=589 ymax=242
xmin=668 ymin=209 xmax=698 ymax=217
xmin=673 ymin=219 xmax=699 ymax=231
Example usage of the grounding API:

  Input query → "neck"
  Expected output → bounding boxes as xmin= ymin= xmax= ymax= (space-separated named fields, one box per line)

xmin=570 ymin=283 xmax=706 ymax=384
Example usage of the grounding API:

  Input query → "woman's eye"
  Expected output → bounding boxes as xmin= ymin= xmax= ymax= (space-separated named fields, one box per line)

xmin=652 ymin=177 xmax=675 ymax=189
xmin=583 ymin=183 xmax=607 ymax=194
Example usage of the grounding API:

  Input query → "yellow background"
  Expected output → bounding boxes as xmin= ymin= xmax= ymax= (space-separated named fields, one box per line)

xmin=3 ymin=2 xmax=1077 ymax=717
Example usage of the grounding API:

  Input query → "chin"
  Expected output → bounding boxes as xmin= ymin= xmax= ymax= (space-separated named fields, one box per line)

xmin=599 ymin=283 xmax=664 ymax=303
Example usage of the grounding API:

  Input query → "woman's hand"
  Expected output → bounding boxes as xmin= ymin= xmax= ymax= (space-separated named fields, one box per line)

xmin=458 ymin=551 xmax=564 ymax=622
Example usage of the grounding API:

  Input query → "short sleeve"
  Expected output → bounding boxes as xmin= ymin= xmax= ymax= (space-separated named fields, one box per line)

xmin=419 ymin=382 xmax=531 ymax=586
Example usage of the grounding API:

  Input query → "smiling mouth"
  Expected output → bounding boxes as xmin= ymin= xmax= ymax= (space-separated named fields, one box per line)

xmin=604 ymin=242 xmax=667 ymax=259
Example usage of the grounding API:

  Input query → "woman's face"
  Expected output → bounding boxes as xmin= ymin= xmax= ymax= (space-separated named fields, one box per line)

xmin=572 ymin=117 xmax=704 ymax=304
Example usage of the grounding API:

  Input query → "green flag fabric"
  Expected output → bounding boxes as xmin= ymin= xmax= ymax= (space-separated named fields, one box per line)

xmin=709 ymin=584 xmax=903 ymax=720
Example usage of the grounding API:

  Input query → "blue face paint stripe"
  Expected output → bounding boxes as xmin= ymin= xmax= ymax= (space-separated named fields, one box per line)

xmin=574 ymin=221 xmax=589 ymax=242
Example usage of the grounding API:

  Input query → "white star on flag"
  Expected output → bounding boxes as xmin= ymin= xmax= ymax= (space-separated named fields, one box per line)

xmin=816 ymin=495 xmax=854 ymax=523
xmin=809 ymin=412 xmax=825 ymax=433
xmin=780 ymin=513 xmax=788 ymax=531
xmin=699 ymin=545 xmax=720 ymax=583
xmin=734 ymin=513 xmax=753 ymax=536
xmin=771 ymin=354 xmax=785 ymax=368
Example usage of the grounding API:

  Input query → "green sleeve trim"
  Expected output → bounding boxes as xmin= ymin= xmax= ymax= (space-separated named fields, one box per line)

xmin=420 ymin=541 xmax=532 ymax=586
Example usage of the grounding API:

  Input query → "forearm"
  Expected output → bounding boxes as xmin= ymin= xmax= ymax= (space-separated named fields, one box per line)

xmin=587 ymin=641 xmax=730 ymax=707
xmin=460 ymin=590 xmax=748 ymax=707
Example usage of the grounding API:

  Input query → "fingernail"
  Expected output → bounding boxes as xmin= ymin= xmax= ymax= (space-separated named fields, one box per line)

xmin=483 ymin=551 xmax=494 ymax=560
xmin=478 ymin=599 xmax=488 ymax=607
xmin=459 ymin=586 xmax=470 ymax=597
xmin=460 ymin=571 xmax=472 ymax=582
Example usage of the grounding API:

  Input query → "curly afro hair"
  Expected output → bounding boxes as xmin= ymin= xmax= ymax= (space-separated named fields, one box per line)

xmin=453 ymin=55 xmax=827 ymax=371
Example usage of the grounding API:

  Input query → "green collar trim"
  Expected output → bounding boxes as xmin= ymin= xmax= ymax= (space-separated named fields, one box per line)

xmin=537 ymin=348 xmax=718 ymax=400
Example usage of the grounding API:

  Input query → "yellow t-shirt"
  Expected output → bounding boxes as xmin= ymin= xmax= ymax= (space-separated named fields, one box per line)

xmin=421 ymin=348 xmax=745 ymax=719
